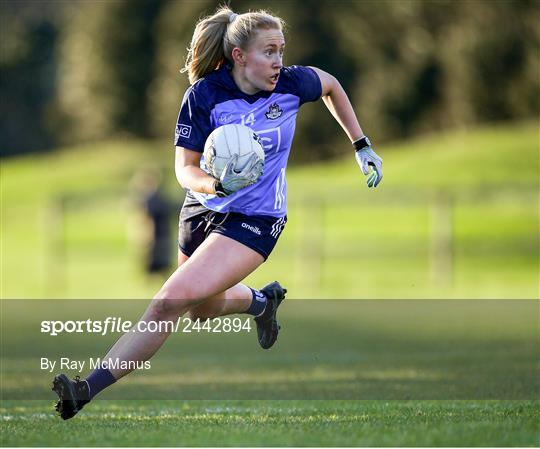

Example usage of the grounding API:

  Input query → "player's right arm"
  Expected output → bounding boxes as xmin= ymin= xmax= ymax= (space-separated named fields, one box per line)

xmin=175 ymin=147 xmax=218 ymax=195
xmin=176 ymin=147 xmax=261 ymax=197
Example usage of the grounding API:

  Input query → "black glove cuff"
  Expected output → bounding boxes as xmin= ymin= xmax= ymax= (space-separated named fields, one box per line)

xmin=353 ymin=136 xmax=371 ymax=151
xmin=214 ymin=180 xmax=227 ymax=197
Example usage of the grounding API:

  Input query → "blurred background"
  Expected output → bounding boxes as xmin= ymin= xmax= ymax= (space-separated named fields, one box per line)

xmin=1 ymin=0 xmax=538 ymax=299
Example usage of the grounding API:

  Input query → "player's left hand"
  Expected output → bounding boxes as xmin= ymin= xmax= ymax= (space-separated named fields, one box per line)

xmin=355 ymin=146 xmax=383 ymax=188
xmin=219 ymin=153 xmax=264 ymax=195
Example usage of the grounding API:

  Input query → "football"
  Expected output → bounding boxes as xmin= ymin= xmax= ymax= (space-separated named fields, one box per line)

xmin=203 ymin=124 xmax=265 ymax=180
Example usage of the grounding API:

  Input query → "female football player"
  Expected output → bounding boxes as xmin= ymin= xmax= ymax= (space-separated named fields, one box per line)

xmin=52 ymin=6 xmax=383 ymax=419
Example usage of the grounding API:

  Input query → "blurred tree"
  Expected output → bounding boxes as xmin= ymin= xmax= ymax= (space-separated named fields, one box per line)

xmin=0 ymin=2 xmax=62 ymax=156
xmin=56 ymin=0 xmax=165 ymax=143
xmin=1 ymin=0 xmax=538 ymax=158
xmin=465 ymin=0 xmax=540 ymax=121
xmin=148 ymin=0 xmax=216 ymax=140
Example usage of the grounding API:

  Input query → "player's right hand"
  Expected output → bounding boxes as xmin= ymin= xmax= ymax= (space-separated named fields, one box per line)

xmin=218 ymin=153 xmax=264 ymax=196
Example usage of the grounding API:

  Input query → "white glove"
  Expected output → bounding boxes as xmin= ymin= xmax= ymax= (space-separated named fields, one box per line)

xmin=215 ymin=153 xmax=264 ymax=196
xmin=354 ymin=136 xmax=383 ymax=188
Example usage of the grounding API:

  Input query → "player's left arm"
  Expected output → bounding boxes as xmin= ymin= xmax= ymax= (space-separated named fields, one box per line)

xmin=309 ymin=66 xmax=364 ymax=142
xmin=309 ymin=66 xmax=383 ymax=188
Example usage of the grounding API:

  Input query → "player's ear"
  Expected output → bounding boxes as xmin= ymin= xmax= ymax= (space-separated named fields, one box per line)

xmin=231 ymin=47 xmax=246 ymax=66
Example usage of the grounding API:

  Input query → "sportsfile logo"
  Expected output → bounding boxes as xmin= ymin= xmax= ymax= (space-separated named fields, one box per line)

xmin=241 ymin=223 xmax=262 ymax=235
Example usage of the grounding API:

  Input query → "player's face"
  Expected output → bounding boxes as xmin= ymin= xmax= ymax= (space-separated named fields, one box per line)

xmin=242 ymin=28 xmax=285 ymax=93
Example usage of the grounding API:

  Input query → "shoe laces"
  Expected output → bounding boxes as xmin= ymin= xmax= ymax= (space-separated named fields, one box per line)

xmin=73 ymin=376 xmax=90 ymax=400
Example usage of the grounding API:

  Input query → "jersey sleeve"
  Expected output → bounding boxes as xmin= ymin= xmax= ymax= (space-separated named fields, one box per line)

xmin=287 ymin=65 xmax=322 ymax=105
xmin=174 ymin=86 xmax=212 ymax=152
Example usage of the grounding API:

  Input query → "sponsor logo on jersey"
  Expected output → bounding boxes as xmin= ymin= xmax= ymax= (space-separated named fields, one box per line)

xmin=265 ymin=103 xmax=283 ymax=120
xmin=241 ymin=222 xmax=262 ymax=235
xmin=176 ymin=124 xmax=192 ymax=139
xmin=252 ymin=132 xmax=263 ymax=145
xmin=257 ymin=127 xmax=281 ymax=153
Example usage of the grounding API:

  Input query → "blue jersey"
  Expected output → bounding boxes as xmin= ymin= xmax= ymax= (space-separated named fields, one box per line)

xmin=174 ymin=64 xmax=322 ymax=218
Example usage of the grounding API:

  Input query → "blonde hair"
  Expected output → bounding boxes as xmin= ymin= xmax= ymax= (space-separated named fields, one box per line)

xmin=181 ymin=6 xmax=284 ymax=85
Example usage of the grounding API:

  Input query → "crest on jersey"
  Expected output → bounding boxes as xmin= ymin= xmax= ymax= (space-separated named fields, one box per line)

xmin=265 ymin=103 xmax=283 ymax=120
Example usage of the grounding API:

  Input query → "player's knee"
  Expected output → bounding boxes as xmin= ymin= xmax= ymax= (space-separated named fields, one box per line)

xmin=151 ymin=287 xmax=201 ymax=319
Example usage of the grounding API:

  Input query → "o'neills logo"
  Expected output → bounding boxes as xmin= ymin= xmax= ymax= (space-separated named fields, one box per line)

xmin=242 ymin=223 xmax=262 ymax=235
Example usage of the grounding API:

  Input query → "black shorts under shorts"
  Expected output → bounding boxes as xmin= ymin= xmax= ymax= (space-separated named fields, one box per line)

xmin=178 ymin=194 xmax=287 ymax=260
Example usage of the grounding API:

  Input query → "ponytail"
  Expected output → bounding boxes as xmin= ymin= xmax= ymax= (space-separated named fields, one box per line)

xmin=181 ymin=6 xmax=231 ymax=85
xmin=181 ymin=6 xmax=284 ymax=85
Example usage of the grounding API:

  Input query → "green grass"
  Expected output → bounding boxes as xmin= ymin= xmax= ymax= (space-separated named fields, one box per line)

xmin=1 ymin=121 xmax=538 ymax=299
xmin=1 ymin=122 xmax=539 ymax=443
xmin=2 ymin=400 xmax=539 ymax=447
xmin=1 ymin=297 xmax=538 ymax=446
xmin=1 ymin=122 xmax=539 ymax=446
xmin=3 ymin=299 xmax=538 ymax=399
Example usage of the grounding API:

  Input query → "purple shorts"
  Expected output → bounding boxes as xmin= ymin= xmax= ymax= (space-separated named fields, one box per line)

xmin=178 ymin=194 xmax=287 ymax=260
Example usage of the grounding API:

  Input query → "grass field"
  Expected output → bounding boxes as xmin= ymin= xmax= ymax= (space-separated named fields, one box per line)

xmin=1 ymin=122 xmax=539 ymax=446
xmin=1 ymin=121 xmax=538 ymax=299
xmin=1 ymin=299 xmax=539 ymax=446
xmin=2 ymin=400 xmax=538 ymax=446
